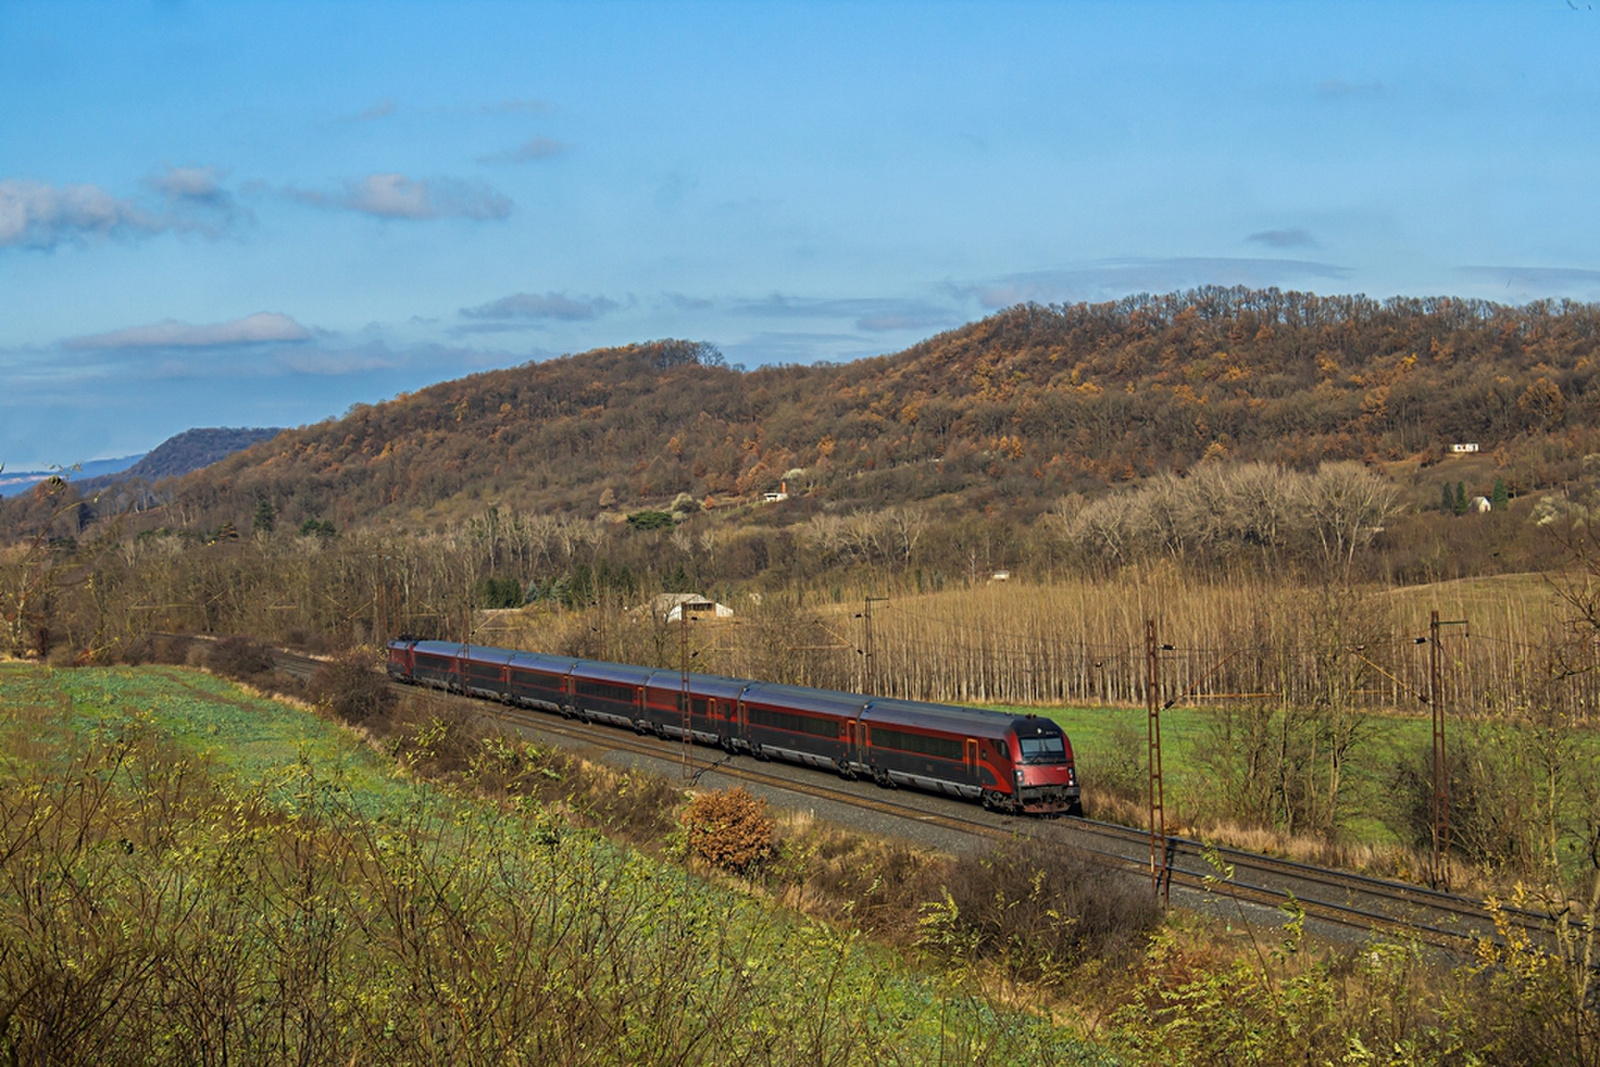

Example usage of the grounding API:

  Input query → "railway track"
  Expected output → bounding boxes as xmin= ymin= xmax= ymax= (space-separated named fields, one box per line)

xmin=184 ymin=634 xmax=1575 ymax=958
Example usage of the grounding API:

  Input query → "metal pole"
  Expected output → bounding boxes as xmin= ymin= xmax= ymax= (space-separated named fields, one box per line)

xmin=1147 ymin=618 xmax=1167 ymax=904
xmin=862 ymin=596 xmax=888 ymax=695
xmin=1430 ymin=607 xmax=1460 ymax=892
xmin=680 ymin=606 xmax=693 ymax=780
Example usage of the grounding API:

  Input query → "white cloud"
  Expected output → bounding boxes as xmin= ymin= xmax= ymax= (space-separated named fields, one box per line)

xmin=1246 ymin=228 xmax=1316 ymax=249
xmin=66 ymin=312 xmax=312 ymax=350
xmin=734 ymin=293 xmax=956 ymax=332
xmin=481 ymin=98 xmax=553 ymax=115
xmin=355 ymin=98 xmax=397 ymax=121
xmin=1317 ymin=79 xmax=1385 ymax=99
xmin=287 ymin=173 xmax=512 ymax=220
xmin=1 ymin=168 xmax=244 ymax=250
xmin=477 ymin=137 xmax=568 ymax=164
xmin=0 ymin=180 xmax=158 ymax=248
xmin=460 ymin=291 xmax=618 ymax=320
xmin=146 ymin=165 xmax=223 ymax=202
xmin=965 ymin=257 xmax=1351 ymax=308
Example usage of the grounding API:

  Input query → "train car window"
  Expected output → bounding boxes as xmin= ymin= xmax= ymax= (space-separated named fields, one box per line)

xmin=1018 ymin=736 xmax=1067 ymax=763
xmin=416 ymin=653 xmax=451 ymax=671
xmin=575 ymin=680 xmax=637 ymax=703
xmin=512 ymin=670 xmax=561 ymax=690
xmin=870 ymin=727 xmax=963 ymax=762
xmin=746 ymin=705 xmax=837 ymax=738
xmin=674 ymin=694 xmax=713 ymax=716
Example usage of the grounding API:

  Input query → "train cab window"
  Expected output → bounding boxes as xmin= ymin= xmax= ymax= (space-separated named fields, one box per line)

xmin=1018 ymin=735 xmax=1067 ymax=764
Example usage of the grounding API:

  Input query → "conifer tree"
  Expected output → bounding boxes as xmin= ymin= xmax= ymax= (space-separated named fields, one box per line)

xmin=253 ymin=497 xmax=276 ymax=534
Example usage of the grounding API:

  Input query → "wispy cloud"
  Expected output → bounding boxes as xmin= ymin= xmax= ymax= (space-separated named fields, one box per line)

xmin=477 ymin=137 xmax=568 ymax=164
xmin=0 ymin=180 xmax=153 ymax=248
xmin=66 ymin=312 xmax=311 ymax=350
xmin=964 ymin=257 xmax=1351 ymax=308
xmin=665 ymin=292 xmax=714 ymax=311
xmin=460 ymin=291 xmax=618 ymax=320
xmin=733 ymin=294 xmax=958 ymax=332
xmin=354 ymin=97 xmax=397 ymax=121
xmin=1246 ymin=228 xmax=1316 ymax=249
xmin=1458 ymin=265 xmax=1600 ymax=293
xmin=1317 ymin=78 xmax=1385 ymax=99
xmin=286 ymin=173 xmax=512 ymax=220
xmin=481 ymin=98 xmax=553 ymax=115
xmin=146 ymin=165 xmax=227 ymax=205
xmin=0 ymin=168 xmax=246 ymax=250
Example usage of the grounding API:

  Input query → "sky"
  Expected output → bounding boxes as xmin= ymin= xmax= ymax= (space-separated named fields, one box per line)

xmin=4 ymin=0 xmax=1600 ymax=470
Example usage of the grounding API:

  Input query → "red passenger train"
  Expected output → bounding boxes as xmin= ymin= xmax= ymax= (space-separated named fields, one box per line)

xmin=386 ymin=638 xmax=1081 ymax=815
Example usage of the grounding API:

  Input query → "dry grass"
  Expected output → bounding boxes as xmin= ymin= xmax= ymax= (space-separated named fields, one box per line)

xmin=459 ymin=567 xmax=1594 ymax=722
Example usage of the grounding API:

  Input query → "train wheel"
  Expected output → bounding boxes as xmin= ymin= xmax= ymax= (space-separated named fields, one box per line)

xmin=719 ymin=735 xmax=736 ymax=753
xmin=752 ymin=743 xmax=770 ymax=761
xmin=872 ymin=768 xmax=893 ymax=789
xmin=835 ymin=760 xmax=856 ymax=781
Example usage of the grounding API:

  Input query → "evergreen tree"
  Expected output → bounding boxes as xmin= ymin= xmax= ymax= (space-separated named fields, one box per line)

xmin=1492 ymin=476 xmax=1509 ymax=509
xmin=252 ymin=497 xmax=276 ymax=534
xmin=1453 ymin=481 xmax=1468 ymax=516
xmin=1441 ymin=482 xmax=1454 ymax=513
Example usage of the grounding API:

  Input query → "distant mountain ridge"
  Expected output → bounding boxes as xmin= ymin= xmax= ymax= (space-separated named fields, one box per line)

xmin=68 ymin=427 xmax=285 ymax=496
xmin=0 ymin=454 xmax=145 ymax=498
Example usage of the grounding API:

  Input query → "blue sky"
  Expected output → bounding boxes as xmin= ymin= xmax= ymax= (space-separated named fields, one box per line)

xmin=4 ymin=0 xmax=1599 ymax=469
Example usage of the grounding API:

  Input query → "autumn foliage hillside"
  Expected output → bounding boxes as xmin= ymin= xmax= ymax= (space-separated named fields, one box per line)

xmin=31 ymin=287 xmax=1600 ymax=537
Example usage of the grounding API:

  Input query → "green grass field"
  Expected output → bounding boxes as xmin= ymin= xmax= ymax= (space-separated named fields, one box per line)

xmin=993 ymin=701 xmax=1450 ymax=845
xmin=0 ymin=663 xmax=1108 ymax=1065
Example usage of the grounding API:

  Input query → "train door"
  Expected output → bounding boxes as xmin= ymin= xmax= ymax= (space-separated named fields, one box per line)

xmin=965 ymin=738 xmax=979 ymax=784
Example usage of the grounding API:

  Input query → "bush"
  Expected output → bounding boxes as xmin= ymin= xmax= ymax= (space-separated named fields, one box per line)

xmin=936 ymin=836 xmax=1159 ymax=984
xmin=204 ymin=635 xmax=277 ymax=681
xmin=626 ymin=509 xmax=675 ymax=531
xmin=307 ymin=651 xmax=397 ymax=726
xmin=476 ymin=576 xmax=524 ymax=608
xmin=682 ymin=787 xmax=775 ymax=873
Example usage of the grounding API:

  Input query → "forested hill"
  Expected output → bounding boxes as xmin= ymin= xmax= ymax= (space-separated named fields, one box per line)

xmin=76 ymin=427 xmax=285 ymax=493
xmin=61 ymin=288 xmax=1600 ymax=534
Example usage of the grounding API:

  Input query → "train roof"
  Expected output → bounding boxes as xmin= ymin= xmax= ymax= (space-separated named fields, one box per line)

xmin=741 ymin=682 xmax=871 ymax=717
xmin=410 ymin=640 xmax=515 ymax=664
xmin=642 ymin=671 xmax=755 ymax=700
xmin=862 ymin=698 xmax=1025 ymax=738
xmin=506 ymin=650 xmax=582 ymax=673
xmin=568 ymin=660 xmax=659 ymax=685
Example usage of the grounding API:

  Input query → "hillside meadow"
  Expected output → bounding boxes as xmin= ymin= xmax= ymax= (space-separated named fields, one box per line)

xmin=0 ymin=662 xmax=1101 ymax=1065
xmin=5 ymin=661 xmax=1596 ymax=1064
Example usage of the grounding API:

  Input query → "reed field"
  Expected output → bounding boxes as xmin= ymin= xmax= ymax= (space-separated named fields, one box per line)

xmin=489 ymin=568 xmax=1594 ymax=722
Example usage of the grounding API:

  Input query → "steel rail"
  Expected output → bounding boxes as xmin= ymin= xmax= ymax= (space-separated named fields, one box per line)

xmin=240 ymin=639 xmax=1570 ymax=957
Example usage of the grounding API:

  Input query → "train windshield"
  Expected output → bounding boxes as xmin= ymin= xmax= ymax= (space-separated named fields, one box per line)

xmin=1018 ymin=735 xmax=1067 ymax=764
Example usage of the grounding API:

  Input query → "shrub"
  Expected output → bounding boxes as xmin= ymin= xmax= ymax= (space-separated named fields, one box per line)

xmin=307 ymin=651 xmax=397 ymax=726
xmin=204 ymin=635 xmax=277 ymax=681
xmin=626 ymin=509 xmax=675 ymax=531
xmin=682 ymin=787 xmax=775 ymax=873
xmin=476 ymin=575 xmax=524 ymax=608
xmin=936 ymin=836 xmax=1159 ymax=984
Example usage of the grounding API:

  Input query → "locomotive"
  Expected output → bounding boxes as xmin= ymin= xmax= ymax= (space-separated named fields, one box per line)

xmin=385 ymin=638 xmax=1081 ymax=816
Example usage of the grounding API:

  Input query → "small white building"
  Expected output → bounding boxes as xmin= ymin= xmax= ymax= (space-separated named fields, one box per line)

xmin=652 ymin=592 xmax=735 ymax=622
xmin=1450 ymin=443 xmax=1480 ymax=454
